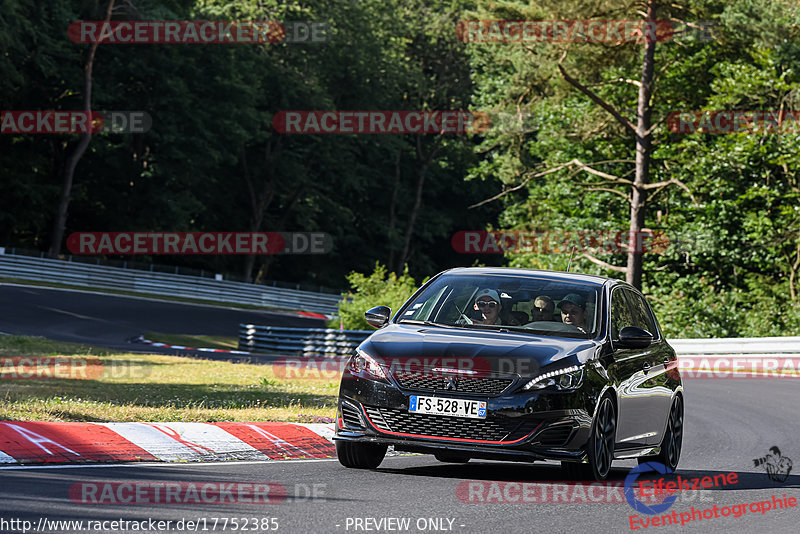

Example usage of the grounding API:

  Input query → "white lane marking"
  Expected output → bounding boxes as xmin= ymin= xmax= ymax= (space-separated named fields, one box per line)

xmin=0 ymin=457 xmax=343 ymax=470
xmin=97 ymin=422 xmax=268 ymax=462
xmin=243 ymin=424 xmax=311 ymax=457
xmin=0 ymin=450 xmax=17 ymax=463
xmin=0 ymin=423 xmax=81 ymax=457
xmin=36 ymin=305 xmax=102 ymax=321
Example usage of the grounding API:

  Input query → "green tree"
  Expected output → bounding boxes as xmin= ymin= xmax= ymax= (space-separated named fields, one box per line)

xmin=332 ymin=263 xmax=422 ymax=330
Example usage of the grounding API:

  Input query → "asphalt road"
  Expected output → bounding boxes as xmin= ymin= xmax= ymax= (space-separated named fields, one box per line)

xmin=0 ymin=283 xmax=324 ymax=353
xmin=1 ymin=284 xmax=797 ymax=532
xmin=1 ymin=378 xmax=798 ymax=534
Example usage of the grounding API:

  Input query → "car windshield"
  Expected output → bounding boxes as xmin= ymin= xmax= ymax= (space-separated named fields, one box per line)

xmin=397 ymin=273 xmax=601 ymax=339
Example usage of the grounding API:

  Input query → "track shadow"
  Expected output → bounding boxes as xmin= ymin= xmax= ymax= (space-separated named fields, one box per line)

xmin=377 ymin=459 xmax=800 ymax=491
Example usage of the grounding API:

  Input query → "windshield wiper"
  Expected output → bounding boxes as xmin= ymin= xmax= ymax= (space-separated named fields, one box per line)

xmin=465 ymin=323 xmax=532 ymax=333
xmin=455 ymin=324 xmax=571 ymax=336
xmin=397 ymin=319 xmax=443 ymax=327
xmin=448 ymin=300 xmax=473 ymax=325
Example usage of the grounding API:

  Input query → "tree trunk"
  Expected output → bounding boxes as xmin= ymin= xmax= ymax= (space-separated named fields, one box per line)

xmin=789 ymin=241 xmax=800 ymax=302
xmin=397 ymin=137 xmax=439 ymax=271
xmin=241 ymin=139 xmax=279 ymax=282
xmin=387 ymin=148 xmax=402 ymax=270
xmin=626 ymin=0 xmax=657 ymax=289
xmin=254 ymin=184 xmax=305 ymax=283
xmin=48 ymin=0 xmax=115 ymax=257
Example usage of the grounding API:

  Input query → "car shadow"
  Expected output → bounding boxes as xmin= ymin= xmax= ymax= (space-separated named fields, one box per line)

xmin=377 ymin=459 xmax=800 ymax=491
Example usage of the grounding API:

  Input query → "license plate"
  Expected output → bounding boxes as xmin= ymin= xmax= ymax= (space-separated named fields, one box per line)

xmin=409 ymin=395 xmax=487 ymax=419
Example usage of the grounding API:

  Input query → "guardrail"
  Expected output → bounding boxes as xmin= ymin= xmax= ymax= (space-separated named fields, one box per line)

xmin=238 ymin=326 xmax=800 ymax=359
xmin=0 ymin=253 xmax=343 ymax=316
xmin=669 ymin=337 xmax=800 ymax=357
xmin=239 ymin=325 xmax=371 ymax=356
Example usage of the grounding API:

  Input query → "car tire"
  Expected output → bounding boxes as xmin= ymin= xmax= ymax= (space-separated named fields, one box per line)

xmin=434 ymin=453 xmax=470 ymax=463
xmin=336 ymin=441 xmax=387 ymax=469
xmin=638 ymin=395 xmax=683 ymax=471
xmin=586 ymin=396 xmax=616 ymax=481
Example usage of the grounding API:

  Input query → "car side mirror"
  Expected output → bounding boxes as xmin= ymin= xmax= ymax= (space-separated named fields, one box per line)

xmin=617 ymin=326 xmax=653 ymax=349
xmin=365 ymin=306 xmax=391 ymax=328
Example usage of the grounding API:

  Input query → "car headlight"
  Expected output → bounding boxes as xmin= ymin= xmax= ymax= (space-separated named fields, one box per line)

xmin=347 ymin=348 xmax=388 ymax=381
xmin=523 ymin=365 xmax=584 ymax=390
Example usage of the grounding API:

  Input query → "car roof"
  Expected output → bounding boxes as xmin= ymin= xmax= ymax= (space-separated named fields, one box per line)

xmin=440 ymin=267 xmax=615 ymax=288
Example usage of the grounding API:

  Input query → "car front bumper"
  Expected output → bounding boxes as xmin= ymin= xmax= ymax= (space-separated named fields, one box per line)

xmin=334 ymin=373 xmax=605 ymax=463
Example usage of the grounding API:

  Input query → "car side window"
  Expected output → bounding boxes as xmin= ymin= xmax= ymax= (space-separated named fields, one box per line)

xmin=610 ymin=288 xmax=634 ymax=341
xmin=411 ymin=285 xmax=448 ymax=321
xmin=624 ymin=289 xmax=658 ymax=338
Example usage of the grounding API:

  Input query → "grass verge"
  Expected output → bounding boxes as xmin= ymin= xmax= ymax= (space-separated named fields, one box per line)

xmin=0 ymin=335 xmax=338 ymax=422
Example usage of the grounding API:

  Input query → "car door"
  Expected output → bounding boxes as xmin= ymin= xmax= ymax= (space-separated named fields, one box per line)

xmin=609 ymin=286 xmax=655 ymax=448
xmin=624 ymin=289 xmax=675 ymax=445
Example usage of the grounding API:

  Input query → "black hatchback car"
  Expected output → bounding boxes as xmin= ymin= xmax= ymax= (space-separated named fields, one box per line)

xmin=334 ymin=268 xmax=683 ymax=480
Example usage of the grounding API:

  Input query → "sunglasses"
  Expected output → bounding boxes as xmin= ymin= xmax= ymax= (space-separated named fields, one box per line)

xmin=476 ymin=300 xmax=498 ymax=309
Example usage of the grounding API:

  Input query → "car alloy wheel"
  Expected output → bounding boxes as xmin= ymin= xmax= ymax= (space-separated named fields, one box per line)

xmin=336 ymin=441 xmax=388 ymax=469
xmin=588 ymin=396 xmax=616 ymax=480
xmin=639 ymin=395 xmax=683 ymax=470
xmin=561 ymin=396 xmax=616 ymax=481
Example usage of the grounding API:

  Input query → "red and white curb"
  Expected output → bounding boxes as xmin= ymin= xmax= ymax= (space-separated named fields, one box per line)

xmin=0 ymin=421 xmax=335 ymax=465
xmin=296 ymin=311 xmax=331 ymax=320
xmin=130 ymin=335 xmax=255 ymax=355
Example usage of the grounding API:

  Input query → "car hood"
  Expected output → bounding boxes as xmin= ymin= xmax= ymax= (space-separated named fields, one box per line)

xmin=362 ymin=323 xmax=600 ymax=377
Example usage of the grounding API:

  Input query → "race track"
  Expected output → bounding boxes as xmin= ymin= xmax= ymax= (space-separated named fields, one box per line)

xmin=0 ymin=283 xmax=324 ymax=353
xmin=0 ymin=378 xmax=797 ymax=533
xmin=1 ymin=285 xmax=798 ymax=533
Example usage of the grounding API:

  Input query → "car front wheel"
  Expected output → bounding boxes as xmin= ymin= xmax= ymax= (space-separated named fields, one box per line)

xmin=336 ymin=441 xmax=387 ymax=469
xmin=562 ymin=396 xmax=616 ymax=481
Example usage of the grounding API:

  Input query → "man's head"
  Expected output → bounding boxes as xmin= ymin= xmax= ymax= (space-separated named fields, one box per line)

xmin=558 ymin=293 xmax=587 ymax=330
xmin=532 ymin=295 xmax=555 ymax=321
xmin=474 ymin=288 xmax=502 ymax=324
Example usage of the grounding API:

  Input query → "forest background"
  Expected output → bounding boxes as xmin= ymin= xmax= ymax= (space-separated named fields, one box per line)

xmin=2 ymin=0 xmax=800 ymax=337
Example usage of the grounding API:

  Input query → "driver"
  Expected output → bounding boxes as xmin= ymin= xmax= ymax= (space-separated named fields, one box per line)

xmin=473 ymin=289 xmax=503 ymax=325
xmin=558 ymin=293 xmax=587 ymax=333
xmin=473 ymin=289 xmax=522 ymax=326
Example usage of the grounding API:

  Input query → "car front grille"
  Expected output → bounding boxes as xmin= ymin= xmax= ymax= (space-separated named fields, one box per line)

xmin=341 ymin=402 xmax=364 ymax=429
xmin=391 ymin=371 xmax=514 ymax=396
xmin=363 ymin=406 xmax=539 ymax=443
